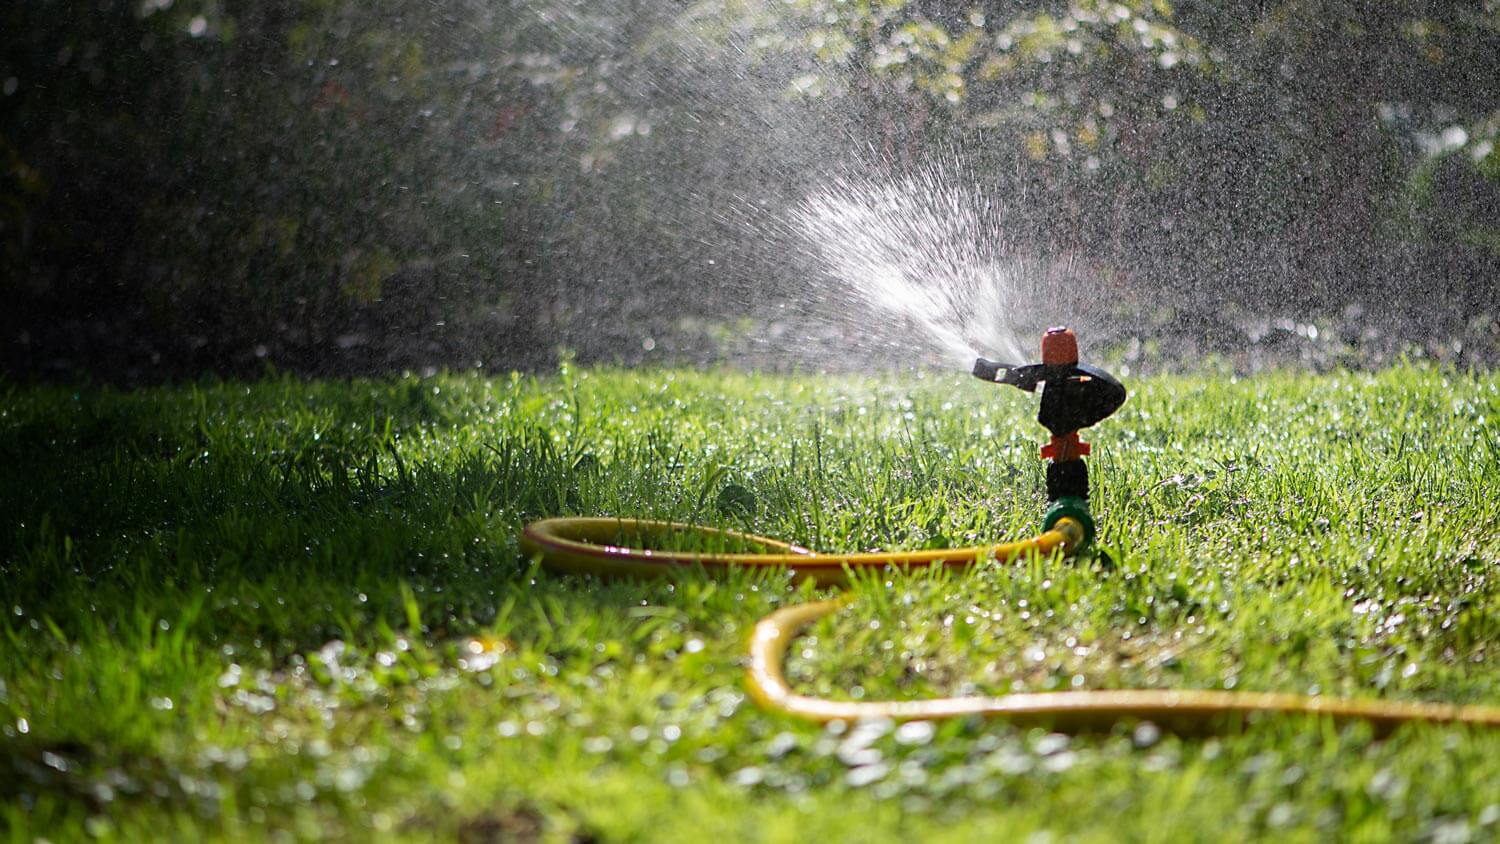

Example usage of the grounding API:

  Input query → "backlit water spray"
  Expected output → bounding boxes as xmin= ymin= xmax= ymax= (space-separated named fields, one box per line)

xmin=788 ymin=159 xmax=1030 ymax=368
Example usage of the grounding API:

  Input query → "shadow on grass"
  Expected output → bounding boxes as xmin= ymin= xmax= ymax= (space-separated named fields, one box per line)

xmin=0 ymin=378 xmax=799 ymax=657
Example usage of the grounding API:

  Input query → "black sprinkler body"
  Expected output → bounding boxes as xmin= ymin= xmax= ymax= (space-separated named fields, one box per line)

xmin=972 ymin=359 xmax=1127 ymax=437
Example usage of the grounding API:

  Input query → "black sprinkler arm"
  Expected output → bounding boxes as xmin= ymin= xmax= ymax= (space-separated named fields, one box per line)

xmin=971 ymin=358 xmax=1042 ymax=391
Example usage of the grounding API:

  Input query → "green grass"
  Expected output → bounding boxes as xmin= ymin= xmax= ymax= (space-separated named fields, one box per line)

xmin=2 ymin=364 xmax=1499 ymax=842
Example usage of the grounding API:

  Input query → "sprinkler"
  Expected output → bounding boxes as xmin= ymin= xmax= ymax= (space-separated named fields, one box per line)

xmin=972 ymin=327 xmax=1127 ymax=547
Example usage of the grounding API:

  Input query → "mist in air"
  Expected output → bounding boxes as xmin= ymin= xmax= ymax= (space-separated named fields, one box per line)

xmin=4 ymin=1 xmax=1499 ymax=380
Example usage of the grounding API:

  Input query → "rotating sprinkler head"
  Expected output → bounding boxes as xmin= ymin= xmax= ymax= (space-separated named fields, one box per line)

xmin=973 ymin=327 xmax=1127 ymax=546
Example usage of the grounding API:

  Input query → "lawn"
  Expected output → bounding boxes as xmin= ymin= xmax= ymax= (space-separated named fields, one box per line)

xmin=3 ymin=364 xmax=1499 ymax=842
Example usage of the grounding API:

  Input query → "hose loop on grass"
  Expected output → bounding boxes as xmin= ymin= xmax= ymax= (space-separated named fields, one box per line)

xmin=520 ymin=516 xmax=1079 ymax=588
xmin=520 ymin=516 xmax=1500 ymax=732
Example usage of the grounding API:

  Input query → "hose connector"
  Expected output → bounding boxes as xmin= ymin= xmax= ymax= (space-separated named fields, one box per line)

xmin=1043 ymin=497 xmax=1095 ymax=549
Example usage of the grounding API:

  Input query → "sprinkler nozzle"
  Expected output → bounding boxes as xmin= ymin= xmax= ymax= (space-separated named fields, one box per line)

xmin=972 ymin=357 xmax=1021 ymax=384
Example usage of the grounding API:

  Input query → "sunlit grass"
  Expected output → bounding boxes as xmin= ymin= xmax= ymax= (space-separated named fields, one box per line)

xmin=2 ymin=364 xmax=1499 ymax=840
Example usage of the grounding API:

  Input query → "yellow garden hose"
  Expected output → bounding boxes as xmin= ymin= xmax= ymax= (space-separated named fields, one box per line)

xmin=519 ymin=516 xmax=1078 ymax=588
xmin=519 ymin=516 xmax=1500 ymax=731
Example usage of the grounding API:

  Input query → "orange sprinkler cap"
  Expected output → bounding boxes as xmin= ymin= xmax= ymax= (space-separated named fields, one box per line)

xmin=1041 ymin=327 xmax=1079 ymax=367
xmin=1040 ymin=432 xmax=1091 ymax=461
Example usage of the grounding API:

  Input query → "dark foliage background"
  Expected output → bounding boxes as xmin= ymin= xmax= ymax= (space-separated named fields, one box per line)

xmin=3 ymin=0 xmax=1499 ymax=379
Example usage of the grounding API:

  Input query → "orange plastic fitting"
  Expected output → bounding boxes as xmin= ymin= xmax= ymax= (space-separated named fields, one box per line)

xmin=1041 ymin=326 xmax=1079 ymax=367
xmin=1041 ymin=431 xmax=1091 ymax=461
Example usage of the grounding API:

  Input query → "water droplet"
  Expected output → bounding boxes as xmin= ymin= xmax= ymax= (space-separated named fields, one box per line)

xmin=894 ymin=721 xmax=935 ymax=746
xmin=730 ymin=766 xmax=763 ymax=786
xmin=846 ymin=763 xmax=890 ymax=787
xmin=1132 ymin=722 xmax=1161 ymax=748
xmin=1034 ymin=733 xmax=1069 ymax=755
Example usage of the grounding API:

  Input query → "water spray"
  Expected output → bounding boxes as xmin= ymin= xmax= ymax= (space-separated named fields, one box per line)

xmin=785 ymin=160 xmax=1030 ymax=367
xmin=520 ymin=328 xmax=1500 ymax=732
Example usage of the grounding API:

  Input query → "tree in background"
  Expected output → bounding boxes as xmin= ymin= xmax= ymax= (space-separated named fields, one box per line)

xmin=3 ymin=0 xmax=1498 ymax=378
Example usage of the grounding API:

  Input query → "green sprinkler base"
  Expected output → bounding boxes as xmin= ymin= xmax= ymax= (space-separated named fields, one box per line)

xmin=1043 ymin=497 xmax=1095 ymax=550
